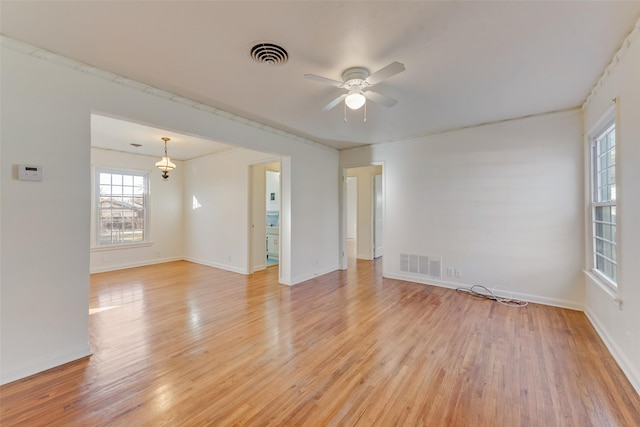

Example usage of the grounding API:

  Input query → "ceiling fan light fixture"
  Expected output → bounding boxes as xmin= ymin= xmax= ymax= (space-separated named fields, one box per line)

xmin=345 ymin=92 xmax=366 ymax=110
xmin=304 ymin=61 xmax=405 ymax=114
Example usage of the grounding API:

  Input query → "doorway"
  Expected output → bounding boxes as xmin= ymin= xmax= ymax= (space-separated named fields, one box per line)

xmin=345 ymin=165 xmax=383 ymax=263
xmin=346 ymin=176 xmax=358 ymax=259
xmin=250 ymin=161 xmax=281 ymax=272
xmin=373 ymin=173 xmax=383 ymax=259
xmin=265 ymin=169 xmax=281 ymax=267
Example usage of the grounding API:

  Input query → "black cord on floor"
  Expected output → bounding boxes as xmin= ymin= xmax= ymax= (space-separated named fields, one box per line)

xmin=456 ymin=284 xmax=528 ymax=307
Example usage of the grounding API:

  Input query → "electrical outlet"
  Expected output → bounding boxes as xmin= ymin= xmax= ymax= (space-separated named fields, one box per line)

xmin=447 ymin=267 xmax=454 ymax=277
xmin=454 ymin=268 xmax=462 ymax=278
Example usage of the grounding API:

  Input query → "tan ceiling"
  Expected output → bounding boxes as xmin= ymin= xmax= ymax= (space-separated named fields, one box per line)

xmin=2 ymin=1 xmax=640 ymax=152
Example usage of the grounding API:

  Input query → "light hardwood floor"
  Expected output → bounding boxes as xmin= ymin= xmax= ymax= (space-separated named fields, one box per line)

xmin=1 ymin=254 xmax=639 ymax=426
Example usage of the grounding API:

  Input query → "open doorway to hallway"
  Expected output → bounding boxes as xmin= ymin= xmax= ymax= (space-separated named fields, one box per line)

xmin=345 ymin=165 xmax=383 ymax=265
xmin=346 ymin=176 xmax=358 ymax=260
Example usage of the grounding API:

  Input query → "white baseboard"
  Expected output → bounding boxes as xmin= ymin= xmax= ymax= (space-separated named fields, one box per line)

xmin=1 ymin=344 xmax=92 ymax=386
xmin=383 ymin=272 xmax=584 ymax=311
xmin=287 ymin=265 xmax=339 ymax=286
xmin=90 ymin=257 xmax=182 ymax=274
xmin=184 ymin=257 xmax=248 ymax=275
xmin=91 ymin=257 xmax=249 ymax=275
xmin=584 ymin=310 xmax=640 ymax=396
xmin=253 ymin=263 xmax=267 ymax=272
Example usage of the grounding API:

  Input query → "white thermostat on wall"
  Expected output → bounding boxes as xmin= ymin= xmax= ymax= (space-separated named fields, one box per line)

xmin=18 ymin=164 xmax=43 ymax=181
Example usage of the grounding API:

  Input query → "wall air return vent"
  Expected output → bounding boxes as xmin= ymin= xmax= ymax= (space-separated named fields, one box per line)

xmin=428 ymin=259 xmax=442 ymax=278
xmin=400 ymin=253 xmax=409 ymax=272
xmin=399 ymin=253 xmax=442 ymax=279
xmin=409 ymin=254 xmax=420 ymax=273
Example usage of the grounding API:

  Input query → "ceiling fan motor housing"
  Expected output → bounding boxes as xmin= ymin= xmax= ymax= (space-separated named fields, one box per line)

xmin=342 ymin=67 xmax=370 ymax=90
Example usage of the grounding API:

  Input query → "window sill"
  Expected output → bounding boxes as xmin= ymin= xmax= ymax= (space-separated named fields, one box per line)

xmin=583 ymin=269 xmax=622 ymax=306
xmin=91 ymin=242 xmax=154 ymax=252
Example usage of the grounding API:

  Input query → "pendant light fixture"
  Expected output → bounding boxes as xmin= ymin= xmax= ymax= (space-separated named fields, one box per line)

xmin=155 ymin=137 xmax=176 ymax=180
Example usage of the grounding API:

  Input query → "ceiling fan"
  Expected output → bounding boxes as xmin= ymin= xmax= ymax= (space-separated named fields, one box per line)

xmin=304 ymin=61 xmax=406 ymax=112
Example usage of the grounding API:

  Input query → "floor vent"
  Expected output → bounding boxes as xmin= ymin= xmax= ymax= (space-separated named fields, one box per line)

xmin=400 ymin=253 xmax=442 ymax=279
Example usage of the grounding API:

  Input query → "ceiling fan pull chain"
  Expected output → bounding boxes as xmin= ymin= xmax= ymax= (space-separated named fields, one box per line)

xmin=364 ymin=101 xmax=367 ymax=122
xmin=344 ymin=103 xmax=347 ymax=122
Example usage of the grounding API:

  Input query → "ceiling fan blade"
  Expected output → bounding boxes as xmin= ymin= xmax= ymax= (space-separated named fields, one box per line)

xmin=304 ymin=74 xmax=345 ymax=87
xmin=364 ymin=91 xmax=398 ymax=108
xmin=365 ymin=61 xmax=405 ymax=86
xmin=321 ymin=94 xmax=347 ymax=111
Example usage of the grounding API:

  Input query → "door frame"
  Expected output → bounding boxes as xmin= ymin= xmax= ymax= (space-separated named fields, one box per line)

xmin=248 ymin=159 xmax=285 ymax=281
xmin=339 ymin=161 xmax=385 ymax=270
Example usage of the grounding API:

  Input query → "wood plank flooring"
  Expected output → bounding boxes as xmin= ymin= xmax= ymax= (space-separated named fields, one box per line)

xmin=1 ymin=255 xmax=639 ymax=426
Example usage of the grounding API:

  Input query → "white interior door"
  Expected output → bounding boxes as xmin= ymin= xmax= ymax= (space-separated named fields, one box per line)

xmin=373 ymin=174 xmax=383 ymax=258
xmin=250 ymin=164 xmax=267 ymax=271
xmin=346 ymin=177 xmax=357 ymax=239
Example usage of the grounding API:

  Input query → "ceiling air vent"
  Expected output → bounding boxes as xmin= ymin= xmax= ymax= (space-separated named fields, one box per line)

xmin=250 ymin=42 xmax=288 ymax=65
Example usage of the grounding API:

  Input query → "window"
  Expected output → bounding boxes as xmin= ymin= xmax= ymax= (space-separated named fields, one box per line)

xmin=97 ymin=169 xmax=148 ymax=245
xmin=591 ymin=121 xmax=616 ymax=285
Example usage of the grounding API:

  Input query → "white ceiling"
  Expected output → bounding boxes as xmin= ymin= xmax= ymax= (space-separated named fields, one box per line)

xmin=2 ymin=1 xmax=640 ymax=153
xmin=91 ymin=114 xmax=234 ymax=161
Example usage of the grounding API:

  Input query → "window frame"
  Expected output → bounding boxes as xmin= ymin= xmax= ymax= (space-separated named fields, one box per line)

xmin=589 ymin=113 xmax=617 ymax=289
xmin=95 ymin=167 xmax=150 ymax=247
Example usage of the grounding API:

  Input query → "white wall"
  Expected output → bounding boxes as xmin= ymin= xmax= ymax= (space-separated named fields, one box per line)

xmin=582 ymin=24 xmax=640 ymax=393
xmin=288 ymin=152 xmax=340 ymax=284
xmin=1 ymin=45 xmax=93 ymax=386
xmin=90 ymin=148 xmax=184 ymax=273
xmin=0 ymin=37 xmax=340 ymax=384
xmin=266 ymin=169 xmax=280 ymax=213
xmin=184 ymin=148 xmax=276 ymax=274
xmin=341 ymin=110 xmax=585 ymax=309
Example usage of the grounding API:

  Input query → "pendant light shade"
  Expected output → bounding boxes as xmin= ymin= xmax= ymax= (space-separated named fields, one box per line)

xmin=156 ymin=137 xmax=176 ymax=180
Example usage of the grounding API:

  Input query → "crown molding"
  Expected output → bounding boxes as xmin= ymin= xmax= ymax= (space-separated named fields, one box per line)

xmin=0 ymin=35 xmax=337 ymax=153
xmin=356 ymin=106 xmax=580 ymax=152
xmin=582 ymin=16 xmax=640 ymax=110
